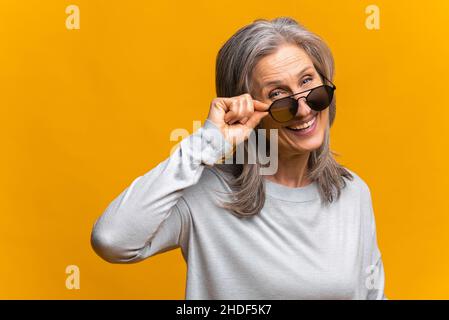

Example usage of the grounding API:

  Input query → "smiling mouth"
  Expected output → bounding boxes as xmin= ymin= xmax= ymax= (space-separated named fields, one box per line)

xmin=285 ymin=115 xmax=317 ymax=131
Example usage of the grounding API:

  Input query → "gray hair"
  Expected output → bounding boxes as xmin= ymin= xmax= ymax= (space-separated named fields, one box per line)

xmin=212 ymin=16 xmax=353 ymax=217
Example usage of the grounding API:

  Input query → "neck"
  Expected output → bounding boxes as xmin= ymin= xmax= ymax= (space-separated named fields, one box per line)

xmin=265 ymin=151 xmax=311 ymax=188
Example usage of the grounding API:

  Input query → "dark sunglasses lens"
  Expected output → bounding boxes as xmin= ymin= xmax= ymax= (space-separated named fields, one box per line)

xmin=270 ymin=98 xmax=297 ymax=122
xmin=307 ymin=86 xmax=334 ymax=111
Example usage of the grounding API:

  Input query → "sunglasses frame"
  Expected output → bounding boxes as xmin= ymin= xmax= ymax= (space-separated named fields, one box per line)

xmin=267 ymin=71 xmax=336 ymax=123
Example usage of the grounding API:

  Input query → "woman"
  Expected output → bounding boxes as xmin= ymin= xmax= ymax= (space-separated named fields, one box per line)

xmin=91 ymin=17 xmax=387 ymax=300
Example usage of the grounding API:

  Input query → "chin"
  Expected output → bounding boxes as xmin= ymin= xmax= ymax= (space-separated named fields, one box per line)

xmin=295 ymin=137 xmax=324 ymax=152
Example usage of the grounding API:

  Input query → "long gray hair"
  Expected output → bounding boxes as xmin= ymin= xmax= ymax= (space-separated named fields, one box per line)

xmin=212 ymin=17 xmax=353 ymax=216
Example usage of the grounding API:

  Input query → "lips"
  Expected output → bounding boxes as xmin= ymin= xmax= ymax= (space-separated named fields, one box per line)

xmin=286 ymin=115 xmax=317 ymax=131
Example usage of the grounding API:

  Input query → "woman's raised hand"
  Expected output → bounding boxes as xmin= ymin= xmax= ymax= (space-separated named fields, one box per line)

xmin=206 ymin=93 xmax=270 ymax=146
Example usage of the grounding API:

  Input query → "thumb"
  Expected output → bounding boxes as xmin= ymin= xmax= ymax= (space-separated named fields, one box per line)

xmin=252 ymin=99 xmax=270 ymax=112
xmin=245 ymin=111 xmax=269 ymax=129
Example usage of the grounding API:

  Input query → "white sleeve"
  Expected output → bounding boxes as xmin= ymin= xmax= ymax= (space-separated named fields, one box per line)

xmin=90 ymin=119 xmax=233 ymax=263
xmin=360 ymin=183 xmax=388 ymax=300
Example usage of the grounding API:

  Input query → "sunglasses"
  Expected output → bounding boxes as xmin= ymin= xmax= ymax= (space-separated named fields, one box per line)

xmin=267 ymin=71 xmax=336 ymax=123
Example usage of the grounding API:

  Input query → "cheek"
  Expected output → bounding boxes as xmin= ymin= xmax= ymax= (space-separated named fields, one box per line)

xmin=258 ymin=117 xmax=275 ymax=142
xmin=318 ymin=110 xmax=329 ymax=130
xmin=260 ymin=115 xmax=281 ymax=131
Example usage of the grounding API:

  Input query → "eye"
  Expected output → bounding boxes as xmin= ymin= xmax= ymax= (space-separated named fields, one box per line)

xmin=268 ymin=90 xmax=285 ymax=99
xmin=268 ymin=90 xmax=283 ymax=99
xmin=301 ymin=76 xmax=314 ymax=86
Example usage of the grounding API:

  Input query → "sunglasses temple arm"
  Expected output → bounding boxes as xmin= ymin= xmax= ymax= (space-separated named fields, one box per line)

xmin=318 ymin=71 xmax=336 ymax=89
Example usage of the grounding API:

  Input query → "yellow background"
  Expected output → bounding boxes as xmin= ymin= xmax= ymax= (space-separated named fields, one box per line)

xmin=1 ymin=0 xmax=448 ymax=299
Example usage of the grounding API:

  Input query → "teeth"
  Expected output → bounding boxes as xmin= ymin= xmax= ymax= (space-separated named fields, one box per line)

xmin=287 ymin=116 xmax=316 ymax=130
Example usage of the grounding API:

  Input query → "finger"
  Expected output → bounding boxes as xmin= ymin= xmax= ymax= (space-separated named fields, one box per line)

xmin=226 ymin=100 xmax=252 ymax=124
xmin=252 ymin=99 xmax=270 ymax=112
xmin=223 ymin=99 xmax=241 ymax=123
xmin=239 ymin=116 xmax=249 ymax=125
xmin=228 ymin=118 xmax=238 ymax=125
xmin=224 ymin=109 xmax=237 ymax=124
xmin=214 ymin=97 xmax=235 ymax=113
xmin=231 ymin=97 xmax=253 ymax=121
xmin=243 ymin=95 xmax=255 ymax=115
xmin=245 ymin=111 xmax=269 ymax=129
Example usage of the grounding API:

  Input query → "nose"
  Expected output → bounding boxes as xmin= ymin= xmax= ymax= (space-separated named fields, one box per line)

xmin=294 ymin=96 xmax=312 ymax=117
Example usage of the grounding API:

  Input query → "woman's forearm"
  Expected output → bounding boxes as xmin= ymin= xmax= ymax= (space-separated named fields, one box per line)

xmin=90 ymin=119 xmax=232 ymax=263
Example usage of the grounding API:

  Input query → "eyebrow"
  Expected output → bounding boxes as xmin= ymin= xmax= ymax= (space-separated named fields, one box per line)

xmin=262 ymin=65 xmax=315 ymax=88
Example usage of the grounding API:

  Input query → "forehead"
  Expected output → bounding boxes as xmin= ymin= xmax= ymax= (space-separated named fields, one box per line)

xmin=252 ymin=44 xmax=313 ymax=85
